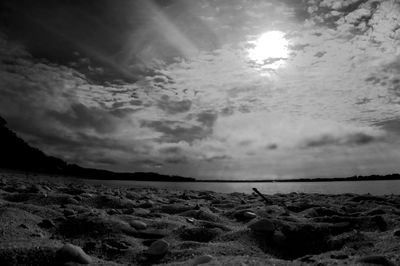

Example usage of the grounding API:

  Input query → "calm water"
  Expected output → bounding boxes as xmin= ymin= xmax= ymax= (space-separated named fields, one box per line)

xmin=84 ymin=179 xmax=400 ymax=195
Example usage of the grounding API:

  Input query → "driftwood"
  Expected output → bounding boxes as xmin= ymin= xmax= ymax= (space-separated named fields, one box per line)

xmin=252 ymin=188 xmax=272 ymax=205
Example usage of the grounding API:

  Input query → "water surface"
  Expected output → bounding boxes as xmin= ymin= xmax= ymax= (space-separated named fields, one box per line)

xmin=84 ymin=179 xmax=400 ymax=195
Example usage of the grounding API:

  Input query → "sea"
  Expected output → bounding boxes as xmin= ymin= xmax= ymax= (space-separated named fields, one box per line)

xmin=84 ymin=179 xmax=400 ymax=195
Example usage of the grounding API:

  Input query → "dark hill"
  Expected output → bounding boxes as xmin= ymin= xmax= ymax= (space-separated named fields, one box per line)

xmin=0 ymin=116 xmax=67 ymax=172
xmin=0 ymin=116 xmax=195 ymax=181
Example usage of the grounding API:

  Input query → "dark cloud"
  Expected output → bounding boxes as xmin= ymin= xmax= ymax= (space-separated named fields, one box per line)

xmin=196 ymin=111 xmax=218 ymax=128
xmin=355 ymin=97 xmax=371 ymax=105
xmin=0 ymin=0 xmax=221 ymax=84
xmin=266 ymin=143 xmax=278 ymax=150
xmin=134 ymin=159 xmax=164 ymax=169
xmin=204 ymin=154 xmax=232 ymax=162
xmin=141 ymin=120 xmax=211 ymax=143
xmin=314 ymin=51 xmax=326 ymax=58
xmin=129 ymin=100 xmax=143 ymax=106
xmin=86 ymin=156 xmax=119 ymax=166
xmin=110 ymin=107 xmax=140 ymax=118
xmin=159 ymin=146 xmax=182 ymax=154
xmin=221 ymin=107 xmax=234 ymax=116
xmin=157 ymin=97 xmax=192 ymax=114
xmin=47 ymin=103 xmax=120 ymax=134
xmin=303 ymin=132 xmax=379 ymax=148
xmin=374 ymin=118 xmax=400 ymax=136
xmin=239 ymin=140 xmax=253 ymax=146
xmin=164 ymin=156 xmax=188 ymax=164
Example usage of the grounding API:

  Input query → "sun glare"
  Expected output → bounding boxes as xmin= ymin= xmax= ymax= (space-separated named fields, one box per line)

xmin=248 ymin=31 xmax=289 ymax=67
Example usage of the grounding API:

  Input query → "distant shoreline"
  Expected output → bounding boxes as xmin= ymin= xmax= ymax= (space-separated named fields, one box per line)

xmin=195 ymin=177 xmax=400 ymax=183
xmin=2 ymin=168 xmax=400 ymax=183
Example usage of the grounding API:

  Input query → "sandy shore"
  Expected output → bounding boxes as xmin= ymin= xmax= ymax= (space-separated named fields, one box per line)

xmin=0 ymin=171 xmax=400 ymax=265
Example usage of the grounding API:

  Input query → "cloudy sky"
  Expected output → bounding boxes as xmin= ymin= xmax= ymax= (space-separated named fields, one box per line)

xmin=0 ymin=0 xmax=399 ymax=179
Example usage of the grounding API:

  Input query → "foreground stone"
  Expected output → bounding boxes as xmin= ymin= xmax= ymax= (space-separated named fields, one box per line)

xmin=130 ymin=220 xmax=147 ymax=230
xmin=243 ymin=211 xmax=257 ymax=219
xmin=147 ymin=239 xmax=170 ymax=256
xmin=56 ymin=243 xmax=92 ymax=264
xmin=193 ymin=254 xmax=213 ymax=265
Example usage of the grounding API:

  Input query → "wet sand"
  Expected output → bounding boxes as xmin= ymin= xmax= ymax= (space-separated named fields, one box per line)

xmin=0 ymin=171 xmax=399 ymax=265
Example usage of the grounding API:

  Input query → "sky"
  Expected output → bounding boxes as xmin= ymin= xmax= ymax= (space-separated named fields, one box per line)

xmin=0 ymin=0 xmax=399 ymax=180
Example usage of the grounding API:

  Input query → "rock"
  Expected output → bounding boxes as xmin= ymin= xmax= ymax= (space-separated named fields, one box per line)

xmin=393 ymin=229 xmax=400 ymax=237
xmin=125 ymin=191 xmax=140 ymax=200
xmin=133 ymin=208 xmax=151 ymax=216
xmin=248 ymin=219 xmax=275 ymax=234
xmin=147 ymin=239 xmax=169 ymax=256
xmin=193 ymin=255 xmax=213 ymax=265
xmin=56 ymin=243 xmax=92 ymax=264
xmin=243 ymin=211 xmax=257 ymax=219
xmin=38 ymin=219 xmax=55 ymax=229
xmin=186 ymin=218 xmax=195 ymax=223
xmin=130 ymin=220 xmax=147 ymax=230
xmin=356 ymin=255 xmax=395 ymax=266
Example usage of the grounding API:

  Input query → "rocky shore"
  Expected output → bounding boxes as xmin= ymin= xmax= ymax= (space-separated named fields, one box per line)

xmin=0 ymin=171 xmax=400 ymax=265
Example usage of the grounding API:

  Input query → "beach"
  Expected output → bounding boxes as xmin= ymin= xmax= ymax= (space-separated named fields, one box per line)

xmin=1 ymin=171 xmax=400 ymax=266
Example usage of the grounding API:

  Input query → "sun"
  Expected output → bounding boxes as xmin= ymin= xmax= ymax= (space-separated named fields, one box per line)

xmin=248 ymin=31 xmax=289 ymax=66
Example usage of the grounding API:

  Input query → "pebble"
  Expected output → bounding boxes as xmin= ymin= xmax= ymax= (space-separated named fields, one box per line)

xmin=243 ymin=211 xmax=257 ymax=219
xmin=130 ymin=220 xmax=147 ymax=230
xmin=57 ymin=243 xmax=92 ymax=264
xmin=248 ymin=219 xmax=275 ymax=234
xmin=193 ymin=255 xmax=213 ymax=265
xmin=356 ymin=255 xmax=395 ymax=266
xmin=147 ymin=239 xmax=169 ymax=256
